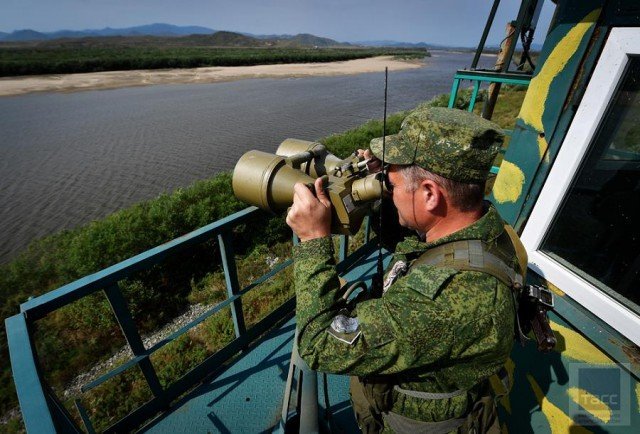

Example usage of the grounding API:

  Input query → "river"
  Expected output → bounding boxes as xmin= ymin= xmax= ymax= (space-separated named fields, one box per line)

xmin=0 ymin=51 xmax=494 ymax=263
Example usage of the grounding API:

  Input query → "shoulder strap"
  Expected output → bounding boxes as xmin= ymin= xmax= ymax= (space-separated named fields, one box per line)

xmin=503 ymin=224 xmax=528 ymax=280
xmin=411 ymin=233 xmax=524 ymax=287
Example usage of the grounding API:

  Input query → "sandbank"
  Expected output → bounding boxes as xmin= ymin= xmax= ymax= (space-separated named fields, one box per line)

xmin=0 ymin=56 xmax=423 ymax=97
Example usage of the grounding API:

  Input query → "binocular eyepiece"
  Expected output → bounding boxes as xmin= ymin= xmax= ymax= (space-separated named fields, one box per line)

xmin=232 ymin=139 xmax=385 ymax=235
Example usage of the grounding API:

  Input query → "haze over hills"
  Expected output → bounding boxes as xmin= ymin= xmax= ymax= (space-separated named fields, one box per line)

xmin=0 ymin=32 xmax=358 ymax=50
xmin=0 ymin=23 xmax=438 ymax=48
xmin=0 ymin=22 xmax=541 ymax=53
xmin=0 ymin=23 xmax=217 ymax=41
xmin=356 ymin=40 xmax=432 ymax=48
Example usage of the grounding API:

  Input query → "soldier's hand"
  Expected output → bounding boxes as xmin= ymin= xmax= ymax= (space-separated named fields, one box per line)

xmin=286 ymin=177 xmax=332 ymax=242
xmin=357 ymin=148 xmax=382 ymax=173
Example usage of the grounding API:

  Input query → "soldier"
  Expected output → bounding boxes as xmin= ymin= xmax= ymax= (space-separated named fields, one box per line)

xmin=286 ymin=107 xmax=524 ymax=433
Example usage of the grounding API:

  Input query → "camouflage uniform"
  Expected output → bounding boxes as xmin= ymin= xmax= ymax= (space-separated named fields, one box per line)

xmin=294 ymin=108 xmax=516 ymax=433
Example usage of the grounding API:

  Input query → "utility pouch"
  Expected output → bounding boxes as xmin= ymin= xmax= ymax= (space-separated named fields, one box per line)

xmin=350 ymin=376 xmax=385 ymax=434
xmin=362 ymin=377 xmax=395 ymax=414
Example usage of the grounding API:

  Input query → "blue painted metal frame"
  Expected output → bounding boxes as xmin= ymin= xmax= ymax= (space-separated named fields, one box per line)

xmin=5 ymin=314 xmax=57 ymax=433
xmin=6 ymin=205 xmax=361 ymax=433
xmin=20 ymin=206 xmax=258 ymax=320
xmin=447 ymin=70 xmax=532 ymax=112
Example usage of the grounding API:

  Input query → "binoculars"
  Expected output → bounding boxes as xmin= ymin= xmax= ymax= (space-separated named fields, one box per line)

xmin=233 ymin=139 xmax=386 ymax=235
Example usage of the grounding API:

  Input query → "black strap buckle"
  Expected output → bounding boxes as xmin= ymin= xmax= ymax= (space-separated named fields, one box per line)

xmin=525 ymin=284 xmax=554 ymax=309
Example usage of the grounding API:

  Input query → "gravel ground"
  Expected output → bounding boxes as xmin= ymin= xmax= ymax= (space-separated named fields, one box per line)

xmin=62 ymin=302 xmax=213 ymax=399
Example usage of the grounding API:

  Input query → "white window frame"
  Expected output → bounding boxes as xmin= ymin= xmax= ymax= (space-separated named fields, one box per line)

xmin=521 ymin=27 xmax=640 ymax=346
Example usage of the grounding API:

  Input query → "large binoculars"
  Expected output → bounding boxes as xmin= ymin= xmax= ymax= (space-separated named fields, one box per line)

xmin=233 ymin=139 xmax=386 ymax=235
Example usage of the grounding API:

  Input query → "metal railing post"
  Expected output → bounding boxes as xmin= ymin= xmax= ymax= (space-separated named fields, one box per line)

xmin=103 ymin=284 xmax=164 ymax=398
xmin=218 ymin=230 xmax=247 ymax=339
xmin=448 ymin=78 xmax=461 ymax=108
xmin=278 ymin=329 xmax=319 ymax=434
xmin=468 ymin=80 xmax=481 ymax=112
xmin=5 ymin=314 xmax=57 ymax=434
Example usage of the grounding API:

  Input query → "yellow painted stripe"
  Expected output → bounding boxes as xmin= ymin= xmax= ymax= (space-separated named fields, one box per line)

xmin=537 ymin=134 xmax=549 ymax=160
xmin=635 ymin=382 xmax=640 ymax=413
xmin=519 ymin=8 xmax=601 ymax=133
xmin=490 ymin=9 xmax=601 ymax=206
xmin=550 ymin=321 xmax=613 ymax=365
xmin=528 ymin=374 xmax=594 ymax=434
xmin=546 ymin=281 xmax=566 ymax=297
xmin=567 ymin=387 xmax=612 ymax=423
xmin=492 ymin=160 xmax=525 ymax=203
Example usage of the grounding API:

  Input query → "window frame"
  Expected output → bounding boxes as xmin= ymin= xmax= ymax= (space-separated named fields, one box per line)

xmin=521 ymin=27 xmax=640 ymax=346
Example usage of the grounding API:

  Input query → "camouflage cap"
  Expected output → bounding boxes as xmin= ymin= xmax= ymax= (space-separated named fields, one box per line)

xmin=369 ymin=107 xmax=504 ymax=183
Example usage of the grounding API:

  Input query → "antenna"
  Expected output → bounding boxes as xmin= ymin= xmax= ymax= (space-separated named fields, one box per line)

xmin=376 ymin=67 xmax=388 ymax=284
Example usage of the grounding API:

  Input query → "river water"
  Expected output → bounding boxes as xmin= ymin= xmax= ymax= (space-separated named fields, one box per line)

xmin=0 ymin=51 xmax=494 ymax=263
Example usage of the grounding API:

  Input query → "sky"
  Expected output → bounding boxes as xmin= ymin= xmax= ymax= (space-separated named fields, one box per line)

xmin=1 ymin=0 xmax=555 ymax=47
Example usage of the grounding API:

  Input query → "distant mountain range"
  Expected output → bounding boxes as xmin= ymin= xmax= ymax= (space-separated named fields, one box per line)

xmin=0 ymin=23 xmax=542 ymax=51
xmin=0 ymin=23 xmax=437 ymax=48
xmin=355 ymin=40 xmax=432 ymax=48
xmin=0 ymin=23 xmax=217 ymax=41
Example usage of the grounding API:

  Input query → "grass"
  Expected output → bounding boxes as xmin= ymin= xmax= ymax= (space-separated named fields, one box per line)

xmin=0 ymin=86 xmax=525 ymax=432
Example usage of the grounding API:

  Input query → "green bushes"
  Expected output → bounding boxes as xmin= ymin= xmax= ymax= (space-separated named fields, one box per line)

xmin=323 ymin=112 xmax=406 ymax=158
xmin=0 ymin=47 xmax=428 ymax=77
xmin=418 ymin=86 xmax=488 ymax=110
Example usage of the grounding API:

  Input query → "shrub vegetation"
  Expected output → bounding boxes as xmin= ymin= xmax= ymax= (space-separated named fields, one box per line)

xmin=0 ymin=47 xmax=427 ymax=77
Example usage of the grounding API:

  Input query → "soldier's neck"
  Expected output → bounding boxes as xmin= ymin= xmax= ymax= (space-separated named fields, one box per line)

xmin=424 ymin=207 xmax=484 ymax=243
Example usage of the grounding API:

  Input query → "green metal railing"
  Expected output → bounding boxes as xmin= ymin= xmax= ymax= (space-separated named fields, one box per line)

xmin=6 ymin=206 xmax=361 ymax=433
xmin=447 ymin=69 xmax=532 ymax=113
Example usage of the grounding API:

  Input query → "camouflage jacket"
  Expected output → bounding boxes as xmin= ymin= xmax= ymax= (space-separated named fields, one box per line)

xmin=293 ymin=204 xmax=517 ymax=423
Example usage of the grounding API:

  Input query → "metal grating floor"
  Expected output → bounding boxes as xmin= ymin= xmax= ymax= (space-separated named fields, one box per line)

xmin=140 ymin=315 xmax=360 ymax=434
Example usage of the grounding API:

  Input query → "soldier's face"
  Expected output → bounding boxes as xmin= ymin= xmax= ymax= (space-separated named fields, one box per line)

xmin=386 ymin=165 xmax=424 ymax=231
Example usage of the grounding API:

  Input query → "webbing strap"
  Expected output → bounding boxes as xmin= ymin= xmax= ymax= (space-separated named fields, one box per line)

xmin=384 ymin=410 xmax=466 ymax=434
xmin=411 ymin=239 xmax=523 ymax=287
xmin=393 ymin=385 xmax=466 ymax=400
xmin=504 ymin=224 xmax=528 ymax=279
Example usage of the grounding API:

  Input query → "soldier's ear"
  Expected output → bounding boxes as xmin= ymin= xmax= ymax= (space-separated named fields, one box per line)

xmin=420 ymin=179 xmax=443 ymax=212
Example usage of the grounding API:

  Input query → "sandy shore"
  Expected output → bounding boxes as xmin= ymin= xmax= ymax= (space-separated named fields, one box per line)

xmin=0 ymin=56 xmax=423 ymax=97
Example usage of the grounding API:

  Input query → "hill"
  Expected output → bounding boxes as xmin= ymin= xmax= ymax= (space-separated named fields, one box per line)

xmin=3 ymin=29 xmax=48 ymax=41
xmin=0 ymin=30 xmax=350 ymax=49
xmin=195 ymin=31 xmax=270 ymax=47
xmin=278 ymin=33 xmax=350 ymax=47
xmin=356 ymin=40 xmax=433 ymax=48
xmin=0 ymin=23 xmax=217 ymax=41
xmin=0 ymin=25 xmax=350 ymax=48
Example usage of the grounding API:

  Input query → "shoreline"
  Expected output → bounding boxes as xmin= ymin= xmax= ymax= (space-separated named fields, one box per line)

xmin=0 ymin=56 xmax=423 ymax=97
